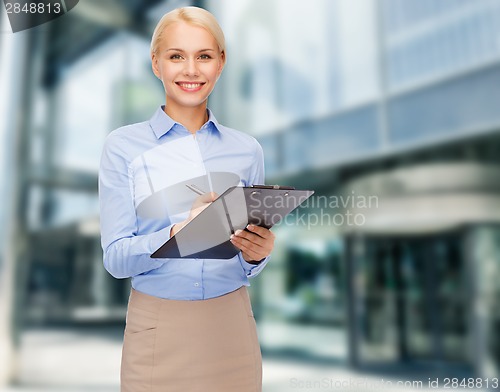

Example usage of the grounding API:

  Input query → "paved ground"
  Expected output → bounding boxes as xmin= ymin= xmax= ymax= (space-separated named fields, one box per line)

xmin=0 ymin=325 xmax=489 ymax=392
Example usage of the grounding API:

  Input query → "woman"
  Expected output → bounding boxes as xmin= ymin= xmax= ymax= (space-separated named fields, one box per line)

xmin=99 ymin=6 xmax=274 ymax=392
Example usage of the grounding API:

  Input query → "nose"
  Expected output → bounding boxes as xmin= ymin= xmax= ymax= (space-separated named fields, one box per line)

xmin=184 ymin=58 xmax=199 ymax=77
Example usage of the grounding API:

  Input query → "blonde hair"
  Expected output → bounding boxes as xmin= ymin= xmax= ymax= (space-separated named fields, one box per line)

xmin=150 ymin=6 xmax=226 ymax=56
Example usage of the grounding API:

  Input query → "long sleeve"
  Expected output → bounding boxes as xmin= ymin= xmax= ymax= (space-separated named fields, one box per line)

xmin=99 ymin=133 xmax=171 ymax=279
xmin=238 ymin=139 xmax=271 ymax=278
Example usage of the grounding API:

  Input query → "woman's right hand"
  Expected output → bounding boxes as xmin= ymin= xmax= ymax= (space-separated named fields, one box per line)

xmin=170 ymin=192 xmax=218 ymax=237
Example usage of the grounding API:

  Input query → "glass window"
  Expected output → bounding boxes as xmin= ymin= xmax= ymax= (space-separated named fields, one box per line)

xmin=209 ymin=0 xmax=380 ymax=134
xmin=50 ymin=190 xmax=99 ymax=228
xmin=388 ymin=66 xmax=500 ymax=145
xmin=48 ymin=33 xmax=162 ymax=227
xmin=384 ymin=0 xmax=500 ymax=90
xmin=55 ymin=33 xmax=162 ymax=173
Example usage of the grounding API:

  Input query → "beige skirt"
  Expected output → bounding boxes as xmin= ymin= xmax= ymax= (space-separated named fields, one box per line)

xmin=121 ymin=286 xmax=262 ymax=392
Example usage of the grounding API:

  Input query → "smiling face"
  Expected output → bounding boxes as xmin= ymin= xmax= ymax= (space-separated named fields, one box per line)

xmin=152 ymin=21 xmax=225 ymax=113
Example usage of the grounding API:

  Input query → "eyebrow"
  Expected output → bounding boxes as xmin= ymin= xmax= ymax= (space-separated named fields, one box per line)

xmin=165 ymin=48 xmax=216 ymax=53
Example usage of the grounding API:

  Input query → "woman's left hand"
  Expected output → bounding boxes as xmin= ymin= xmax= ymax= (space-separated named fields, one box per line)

xmin=230 ymin=224 xmax=275 ymax=264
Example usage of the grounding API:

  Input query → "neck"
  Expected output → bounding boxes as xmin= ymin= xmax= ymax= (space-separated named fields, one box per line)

xmin=164 ymin=102 xmax=208 ymax=134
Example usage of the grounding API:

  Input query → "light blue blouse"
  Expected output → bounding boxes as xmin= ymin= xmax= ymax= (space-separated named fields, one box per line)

xmin=99 ymin=106 xmax=270 ymax=300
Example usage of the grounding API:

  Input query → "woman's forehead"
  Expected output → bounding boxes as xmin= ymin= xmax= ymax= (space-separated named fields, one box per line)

xmin=160 ymin=22 xmax=218 ymax=50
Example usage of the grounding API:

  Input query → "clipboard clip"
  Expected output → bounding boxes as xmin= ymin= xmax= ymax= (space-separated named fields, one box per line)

xmin=251 ymin=184 xmax=296 ymax=190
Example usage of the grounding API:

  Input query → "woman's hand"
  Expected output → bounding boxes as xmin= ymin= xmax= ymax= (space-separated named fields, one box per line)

xmin=170 ymin=192 xmax=218 ymax=237
xmin=230 ymin=224 xmax=275 ymax=264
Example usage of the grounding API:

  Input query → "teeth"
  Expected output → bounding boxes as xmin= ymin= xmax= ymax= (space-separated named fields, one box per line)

xmin=179 ymin=83 xmax=202 ymax=89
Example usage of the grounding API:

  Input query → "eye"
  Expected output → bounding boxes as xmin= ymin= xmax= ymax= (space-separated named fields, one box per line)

xmin=170 ymin=54 xmax=183 ymax=60
xmin=199 ymin=54 xmax=212 ymax=60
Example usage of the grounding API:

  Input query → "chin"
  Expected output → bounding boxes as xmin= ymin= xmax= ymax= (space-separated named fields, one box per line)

xmin=180 ymin=97 xmax=209 ymax=108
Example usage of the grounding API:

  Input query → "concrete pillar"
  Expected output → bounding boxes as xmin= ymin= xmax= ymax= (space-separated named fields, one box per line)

xmin=0 ymin=14 xmax=29 ymax=386
xmin=466 ymin=225 xmax=500 ymax=378
xmin=0 ymin=8 xmax=49 ymax=384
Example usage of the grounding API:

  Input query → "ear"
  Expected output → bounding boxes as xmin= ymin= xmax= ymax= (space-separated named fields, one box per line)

xmin=151 ymin=52 xmax=161 ymax=79
xmin=217 ymin=50 xmax=226 ymax=77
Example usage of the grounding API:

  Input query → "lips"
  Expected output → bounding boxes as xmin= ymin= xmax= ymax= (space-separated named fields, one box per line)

xmin=175 ymin=82 xmax=206 ymax=92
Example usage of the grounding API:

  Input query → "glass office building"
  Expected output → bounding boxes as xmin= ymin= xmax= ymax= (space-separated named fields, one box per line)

xmin=208 ymin=0 xmax=500 ymax=377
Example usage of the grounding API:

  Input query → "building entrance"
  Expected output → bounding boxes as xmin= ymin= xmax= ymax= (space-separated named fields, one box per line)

xmin=347 ymin=231 xmax=469 ymax=367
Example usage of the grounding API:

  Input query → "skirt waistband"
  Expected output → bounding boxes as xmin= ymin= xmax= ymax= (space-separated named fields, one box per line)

xmin=128 ymin=286 xmax=247 ymax=314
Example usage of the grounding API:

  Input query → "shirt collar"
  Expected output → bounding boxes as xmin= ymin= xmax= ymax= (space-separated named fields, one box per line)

xmin=149 ymin=105 xmax=223 ymax=139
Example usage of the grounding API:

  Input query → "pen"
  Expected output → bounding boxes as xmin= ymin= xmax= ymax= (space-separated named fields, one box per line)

xmin=186 ymin=183 xmax=206 ymax=195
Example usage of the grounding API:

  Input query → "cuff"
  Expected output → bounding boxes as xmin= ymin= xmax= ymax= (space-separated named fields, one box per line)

xmin=239 ymin=253 xmax=271 ymax=278
xmin=147 ymin=224 xmax=176 ymax=256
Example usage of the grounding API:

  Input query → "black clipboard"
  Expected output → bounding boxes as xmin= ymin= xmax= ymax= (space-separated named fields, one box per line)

xmin=151 ymin=185 xmax=314 ymax=259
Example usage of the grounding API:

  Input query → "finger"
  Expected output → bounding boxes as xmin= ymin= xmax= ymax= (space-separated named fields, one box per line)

xmin=208 ymin=192 xmax=219 ymax=201
xmin=233 ymin=239 xmax=265 ymax=261
xmin=192 ymin=193 xmax=216 ymax=211
xmin=231 ymin=233 xmax=269 ymax=255
xmin=195 ymin=203 xmax=211 ymax=214
xmin=232 ymin=229 xmax=266 ymax=247
xmin=197 ymin=192 xmax=216 ymax=204
xmin=246 ymin=224 xmax=275 ymax=239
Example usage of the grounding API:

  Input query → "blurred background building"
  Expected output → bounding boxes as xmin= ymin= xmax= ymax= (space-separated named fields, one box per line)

xmin=1 ymin=0 xmax=499 ymax=390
